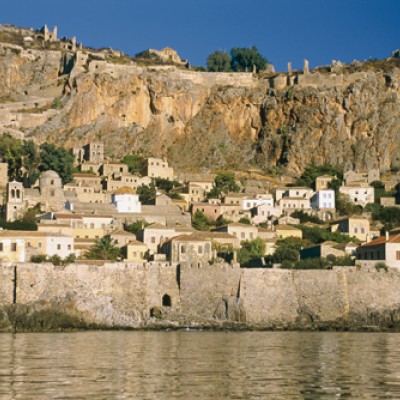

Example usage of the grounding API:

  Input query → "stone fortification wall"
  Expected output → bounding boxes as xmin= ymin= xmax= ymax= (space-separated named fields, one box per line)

xmin=2 ymin=263 xmax=400 ymax=331
xmin=0 ymin=264 xmax=14 ymax=305
xmin=240 ymin=268 xmax=348 ymax=327
xmin=179 ymin=263 xmax=241 ymax=320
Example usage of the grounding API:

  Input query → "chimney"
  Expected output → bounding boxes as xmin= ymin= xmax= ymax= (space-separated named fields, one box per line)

xmin=385 ymin=231 xmax=389 ymax=241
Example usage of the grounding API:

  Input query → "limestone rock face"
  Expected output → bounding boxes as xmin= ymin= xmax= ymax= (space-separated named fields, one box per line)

xmin=1 ymin=34 xmax=400 ymax=174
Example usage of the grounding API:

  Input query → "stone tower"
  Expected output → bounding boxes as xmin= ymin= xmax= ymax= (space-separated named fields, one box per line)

xmin=5 ymin=181 xmax=24 ymax=222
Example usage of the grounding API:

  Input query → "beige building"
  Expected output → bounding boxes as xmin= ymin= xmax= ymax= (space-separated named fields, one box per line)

xmin=126 ymin=240 xmax=148 ymax=262
xmin=275 ymin=224 xmax=303 ymax=239
xmin=144 ymin=157 xmax=174 ymax=180
xmin=330 ymin=216 xmax=370 ymax=242
xmin=213 ymin=223 xmax=258 ymax=242
xmin=142 ymin=223 xmax=194 ymax=254
xmin=100 ymin=161 xmax=129 ymax=177
xmin=162 ymin=233 xmax=213 ymax=263
xmin=315 ymin=175 xmax=334 ymax=191
xmin=73 ymin=174 xmax=103 ymax=191
xmin=0 ymin=230 xmax=74 ymax=262
xmin=0 ymin=233 xmax=25 ymax=262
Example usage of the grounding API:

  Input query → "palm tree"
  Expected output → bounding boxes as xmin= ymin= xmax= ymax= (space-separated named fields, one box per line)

xmin=85 ymin=235 xmax=121 ymax=261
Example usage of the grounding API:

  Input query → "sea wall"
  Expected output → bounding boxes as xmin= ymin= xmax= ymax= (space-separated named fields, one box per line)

xmin=1 ymin=262 xmax=400 ymax=331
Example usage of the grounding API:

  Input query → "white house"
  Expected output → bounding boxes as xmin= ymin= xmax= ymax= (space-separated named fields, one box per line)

xmin=339 ymin=183 xmax=374 ymax=207
xmin=311 ymin=190 xmax=335 ymax=210
xmin=111 ymin=187 xmax=141 ymax=213
xmin=242 ymin=194 xmax=274 ymax=210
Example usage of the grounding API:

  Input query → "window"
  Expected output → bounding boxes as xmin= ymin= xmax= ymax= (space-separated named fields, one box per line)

xmin=250 ymin=233 xmax=254 ymax=239
xmin=0 ymin=243 xmax=3 ymax=251
xmin=198 ymin=245 xmax=203 ymax=254
xmin=68 ymin=245 xmax=71 ymax=250
xmin=181 ymin=245 xmax=186 ymax=254
xmin=57 ymin=244 xmax=61 ymax=250
xmin=354 ymin=228 xmax=358 ymax=234
xmin=396 ymin=251 xmax=400 ymax=261
xmin=241 ymin=232 xmax=245 ymax=239
xmin=11 ymin=243 xmax=17 ymax=252
xmin=151 ymin=237 xmax=156 ymax=244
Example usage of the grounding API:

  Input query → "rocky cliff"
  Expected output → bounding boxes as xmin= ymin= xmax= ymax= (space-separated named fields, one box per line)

xmin=1 ymin=24 xmax=400 ymax=174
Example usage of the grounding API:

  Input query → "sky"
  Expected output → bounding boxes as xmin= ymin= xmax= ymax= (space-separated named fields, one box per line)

xmin=2 ymin=0 xmax=400 ymax=72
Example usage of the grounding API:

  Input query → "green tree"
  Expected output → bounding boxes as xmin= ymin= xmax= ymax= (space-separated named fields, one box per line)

xmin=125 ymin=220 xmax=149 ymax=235
xmin=136 ymin=183 xmax=156 ymax=204
xmin=294 ymin=164 xmax=343 ymax=189
xmin=121 ymin=155 xmax=146 ymax=175
xmin=192 ymin=210 xmax=214 ymax=231
xmin=336 ymin=192 xmax=361 ymax=216
xmin=230 ymin=46 xmax=268 ymax=72
xmin=290 ymin=210 xmax=323 ymax=224
xmin=207 ymin=172 xmax=240 ymax=199
xmin=207 ymin=50 xmax=232 ymax=72
xmin=85 ymin=235 xmax=121 ymax=261
xmin=154 ymin=177 xmax=182 ymax=193
xmin=237 ymin=237 xmax=266 ymax=265
xmin=39 ymin=143 xmax=74 ymax=184
xmin=0 ymin=133 xmax=23 ymax=181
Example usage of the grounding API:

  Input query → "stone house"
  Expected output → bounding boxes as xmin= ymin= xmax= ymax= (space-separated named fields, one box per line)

xmin=141 ymin=223 xmax=194 ymax=254
xmin=103 ymin=174 xmax=151 ymax=193
xmin=212 ymin=223 xmax=258 ymax=242
xmin=80 ymin=162 xmax=101 ymax=175
xmin=0 ymin=233 xmax=25 ymax=262
xmin=73 ymin=142 xmax=104 ymax=164
xmin=162 ymin=233 xmax=213 ymax=263
xmin=126 ymin=240 xmax=148 ymax=262
xmin=275 ymin=224 xmax=303 ymax=239
xmin=251 ymin=203 xmax=282 ymax=224
xmin=110 ymin=230 xmax=137 ymax=247
xmin=278 ymin=196 xmax=311 ymax=211
xmin=275 ymin=187 xmax=314 ymax=202
xmin=356 ymin=233 xmax=400 ymax=269
xmin=339 ymin=183 xmax=374 ymax=207
xmin=188 ymin=178 xmax=214 ymax=194
xmin=73 ymin=174 xmax=103 ymax=191
xmin=39 ymin=212 xmax=117 ymax=240
xmin=300 ymin=241 xmax=347 ymax=260
xmin=144 ymin=157 xmax=174 ymax=180
xmin=344 ymin=169 xmax=380 ymax=185
xmin=63 ymin=182 xmax=110 ymax=204
xmin=224 ymin=193 xmax=248 ymax=207
xmin=0 ymin=230 xmax=74 ymax=262
xmin=315 ymin=175 xmax=334 ymax=191
xmin=188 ymin=183 xmax=205 ymax=203
xmin=330 ymin=216 xmax=370 ymax=242
xmin=100 ymin=161 xmax=129 ymax=177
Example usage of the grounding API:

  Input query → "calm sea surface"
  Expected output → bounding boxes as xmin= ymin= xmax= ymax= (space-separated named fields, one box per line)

xmin=1 ymin=331 xmax=400 ymax=399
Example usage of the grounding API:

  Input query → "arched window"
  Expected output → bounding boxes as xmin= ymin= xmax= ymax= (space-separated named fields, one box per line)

xmin=162 ymin=294 xmax=172 ymax=307
xmin=16 ymin=189 xmax=20 ymax=199
xmin=11 ymin=189 xmax=15 ymax=198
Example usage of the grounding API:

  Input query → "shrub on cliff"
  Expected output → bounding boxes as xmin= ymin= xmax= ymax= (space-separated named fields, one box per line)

xmin=207 ymin=50 xmax=232 ymax=72
xmin=294 ymin=164 xmax=343 ymax=189
xmin=230 ymin=46 xmax=268 ymax=72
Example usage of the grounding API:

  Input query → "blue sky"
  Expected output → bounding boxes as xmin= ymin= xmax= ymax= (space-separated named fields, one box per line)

xmin=2 ymin=0 xmax=400 ymax=71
